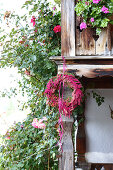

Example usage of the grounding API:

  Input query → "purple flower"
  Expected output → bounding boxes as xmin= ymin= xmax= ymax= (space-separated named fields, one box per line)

xmin=80 ymin=22 xmax=87 ymax=30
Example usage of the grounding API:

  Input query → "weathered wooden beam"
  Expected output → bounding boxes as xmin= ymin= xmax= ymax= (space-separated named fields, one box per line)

xmin=50 ymin=56 xmax=113 ymax=78
xmin=61 ymin=0 xmax=75 ymax=56
xmin=58 ymin=0 xmax=75 ymax=169
xmin=58 ymin=65 xmax=113 ymax=78
xmin=59 ymin=115 xmax=74 ymax=170
xmin=50 ymin=56 xmax=113 ymax=61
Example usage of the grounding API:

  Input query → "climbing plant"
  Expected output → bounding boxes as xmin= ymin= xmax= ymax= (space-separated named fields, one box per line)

xmin=0 ymin=0 xmax=61 ymax=169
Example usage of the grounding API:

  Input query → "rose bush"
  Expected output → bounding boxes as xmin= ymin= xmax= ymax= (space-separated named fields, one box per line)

xmin=0 ymin=101 xmax=59 ymax=169
xmin=0 ymin=0 xmax=61 ymax=169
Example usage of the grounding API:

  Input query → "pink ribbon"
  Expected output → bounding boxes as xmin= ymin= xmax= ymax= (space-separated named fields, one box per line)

xmin=57 ymin=56 xmax=66 ymax=151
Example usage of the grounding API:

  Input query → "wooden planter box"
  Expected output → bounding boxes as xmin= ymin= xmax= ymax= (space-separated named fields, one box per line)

xmin=76 ymin=17 xmax=113 ymax=56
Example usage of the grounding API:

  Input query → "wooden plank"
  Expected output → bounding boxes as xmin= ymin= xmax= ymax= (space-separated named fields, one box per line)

xmin=50 ymin=56 xmax=113 ymax=60
xmin=76 ymin=22 xmax=95 ymax=55
xmin=82 ymin=77 xmax=113 ymax=89
xmin=91 ymin=164 xmax=113 ymax=170
xmin=50 ymin=56 xmax=113 ymax=65
xmin=58 ymin=65 xmax=113 ymax=78
xmin=96 ymin=28 xmax=108 ymax=55
xmin=61 ymin=0 xmax=75 ymax=56
xmin=75 ymin=23 xmax=113 ymax=55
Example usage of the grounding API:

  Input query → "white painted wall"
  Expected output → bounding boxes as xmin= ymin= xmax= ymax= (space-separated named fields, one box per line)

xmin=85 ymin=89 xmax=113 ymax=163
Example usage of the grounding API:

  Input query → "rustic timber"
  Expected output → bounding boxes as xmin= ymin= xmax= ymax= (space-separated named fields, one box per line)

xmin=91 ymin=164 xmax=113 ymax=170
xmin=61 ymin=0 xmax=75 ymax=56
xmin=50 ymin=56 xmax=113 ymax=61
xmin=59 ymin=115 xmax=74 ymax=170
xmin=58 ymin=0 xmax=75 ymax=169
xmin=82 ymin=77 xmax=113 ymax=89
xmin=58 ymin=65 xmax=113 ymax=78
xmin=107 ymin=24 xmax=112 ymax=51
xmin=76 ymin=23 xmax=95 ymax=55
xmin=51 ymin=56 xmax=113 ymax=78
xmin=76 ymin=21 xmax=113 ymax=55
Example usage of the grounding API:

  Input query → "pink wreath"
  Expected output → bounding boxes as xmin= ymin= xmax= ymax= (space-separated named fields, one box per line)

xmin=45 ymin=74 xmax=83 ymax=116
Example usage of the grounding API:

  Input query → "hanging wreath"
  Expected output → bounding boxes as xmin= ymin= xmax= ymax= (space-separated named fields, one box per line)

xmin=45 ymin=74 xmax=83 ymax=116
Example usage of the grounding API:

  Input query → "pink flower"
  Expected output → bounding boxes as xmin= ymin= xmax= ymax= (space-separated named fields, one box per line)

xmin=25 ymin=70 xmax=30 ymax=76
xmin=31 ymin=16 xmax=36 ymax=26
xmin=101 ymin=6 xmax=109 ymax=13
xmin=38 ymin=123 xmax=46 ymax=129
xmin=32 ymin=117 xmax=47 ymax=129
xmin=91 ymin=17 xmax=94 ymax=22
xmin=6 ymin=136 xmax=10 ymax=140
xmin=85 ymin=2 xmax=89 ymax=5
xmin=53 ymin=13 xmax=55 ymax=16
xmin=53 ymin=7 xmax=56 ymax=10
xmin=32 ymin=120 xmax=38 ymax=128
xmin=21 ymin=125 xmax=24 ymax=128
xmin=53 ymin=25 xmax=61 ymax=33
xmin=40 ymin=117 xmax=47 ymax=122
xmin=93 ymin=0 xmax=100 ymax=4
xmin=80 ymin=22 xmax=87 ymax=30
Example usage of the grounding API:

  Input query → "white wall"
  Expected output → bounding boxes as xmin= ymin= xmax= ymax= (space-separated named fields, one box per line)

xmin=85 ymin=89 xmax=113 ymax=163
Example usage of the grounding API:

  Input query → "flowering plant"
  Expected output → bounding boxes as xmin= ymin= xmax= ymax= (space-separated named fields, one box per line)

xmin=0 ymin=0 xmax=61 ymax=169
xmin=75 ymin=0 xmax=113 ymax=34
xmin=53 ymin=25 xmax=61 ymax=33
xmin=45 ymin=74 xmax=83 ymax=116
xmin=32 ymin=117 xmax=47 ymax=129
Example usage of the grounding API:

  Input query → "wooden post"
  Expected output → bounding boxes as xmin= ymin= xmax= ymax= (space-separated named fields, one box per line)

xmin=76 ymin=115 xmax=90 ymax=170
xmin=58 ymin=0 xmax=75 ymax=169
xmin=59 ymin=115 xmax=74 ymax=170
xmin=61 ymin=0 xmax=75 ymax=56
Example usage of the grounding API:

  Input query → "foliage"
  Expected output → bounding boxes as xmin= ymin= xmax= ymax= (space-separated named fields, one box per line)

xmin=0 ymin=98 xmax=59 ymax=170
xmin=75 ymin=0 xmax=113 ymax=34
xmin=92 ymin=90 xmax=104 ymax=106
xmin=0 ymin=0 xmax=61 ymax=169
xmin=54 ymin=0 xmax=61 ymax=6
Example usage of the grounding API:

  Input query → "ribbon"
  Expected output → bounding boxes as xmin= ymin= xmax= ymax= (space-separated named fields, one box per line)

xmin=57 ymin=56 xmax=66 ymax=151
